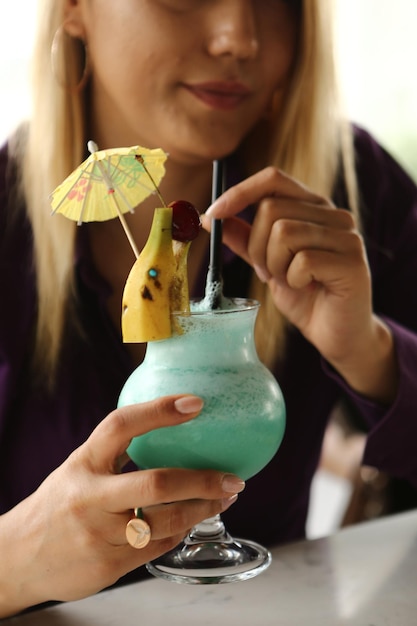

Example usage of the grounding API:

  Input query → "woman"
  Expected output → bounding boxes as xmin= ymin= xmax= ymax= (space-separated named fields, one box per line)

xmin=1 ymin=0 xmax=417 ymax=616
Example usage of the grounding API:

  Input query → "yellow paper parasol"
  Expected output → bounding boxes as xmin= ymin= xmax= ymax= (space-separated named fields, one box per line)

xmin=50 ymin=141 xmax=167 ymax=258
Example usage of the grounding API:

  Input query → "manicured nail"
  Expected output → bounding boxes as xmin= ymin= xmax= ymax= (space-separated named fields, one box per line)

xmin=174 ymin=396 xmax=204 ymax=414
xmin=221 ymin=494 xmax=238 ymax=510
xmin=222 ymin=474 xmax=245 ymax=493
xmin=205 ymin=201 xmax=220 ymax=217
xmin=254 ymin=264 xmax=271 ymax=284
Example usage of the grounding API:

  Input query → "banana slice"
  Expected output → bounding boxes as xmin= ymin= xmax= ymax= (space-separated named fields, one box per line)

xmin=122 ymin=207 xmax=191 ymax=343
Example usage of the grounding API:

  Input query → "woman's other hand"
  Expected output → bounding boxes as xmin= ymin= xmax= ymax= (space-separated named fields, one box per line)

xmin=202 ymin=168 xmax=398 ymax=403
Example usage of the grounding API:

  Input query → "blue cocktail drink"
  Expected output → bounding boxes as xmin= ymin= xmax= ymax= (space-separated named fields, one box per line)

xmin=118 ymin=298 xmax=286 ymax=583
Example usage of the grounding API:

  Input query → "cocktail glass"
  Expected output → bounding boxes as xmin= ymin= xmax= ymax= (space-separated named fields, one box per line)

xmin=118 ymin=298 xmax=286 ymax=584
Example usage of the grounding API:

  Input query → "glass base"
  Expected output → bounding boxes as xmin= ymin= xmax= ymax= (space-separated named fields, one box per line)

xmin=146 ymin=516 xmax=272 ymax=584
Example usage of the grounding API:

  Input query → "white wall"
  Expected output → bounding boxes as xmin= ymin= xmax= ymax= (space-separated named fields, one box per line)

xmin=336 ymin=0 xmax=417 ymax=180
xmin=1 ymin=0 xmax=417 ymax=180
xmin=0 ymin=1 xmax=36 ymax=142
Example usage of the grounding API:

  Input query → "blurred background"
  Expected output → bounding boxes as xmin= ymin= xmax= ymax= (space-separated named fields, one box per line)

xmin=1 ymin=1 xmax=416 ymax=537
xmin=336 ymin=0 xmax=417 ymax=182
xmin=1 ymin=1 xmax=416 ymax=181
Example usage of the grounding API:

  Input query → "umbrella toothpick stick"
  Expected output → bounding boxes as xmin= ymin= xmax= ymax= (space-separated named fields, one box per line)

xmin=96 ymin=160 xmax=140 ymax=259
xmin=135 ymin=155 xmax=167 ymax=207
xmin=88 ymin=141 xmax=140 ymax=259
xmin=107 ymin=190 xmax=140 ymax=259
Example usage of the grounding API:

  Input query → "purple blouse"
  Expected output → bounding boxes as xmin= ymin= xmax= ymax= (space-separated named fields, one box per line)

xmin=1 ymin=127 xmax=417 ymax=551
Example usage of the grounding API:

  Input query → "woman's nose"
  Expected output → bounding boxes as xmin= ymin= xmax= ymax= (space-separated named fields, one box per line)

xmin=206 ymin=0 xmax=259 ymax=60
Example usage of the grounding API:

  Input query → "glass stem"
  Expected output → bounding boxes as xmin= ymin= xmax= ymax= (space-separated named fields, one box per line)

xmin=187 ymin=515 xmax=233 ymax=543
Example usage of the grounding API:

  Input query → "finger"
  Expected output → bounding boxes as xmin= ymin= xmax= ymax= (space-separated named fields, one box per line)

xmin=206 ymin=167 xmax=331 ymax=219
xmin=201 ymin=214 xmax=252 ymax=265
xmin=115 ymin=452 xmax=131 ymax=473
xmin=286 ymin=242 xmax=367 ymax=291
xmin=202 ymin=197 xmax=352 ymax=281
xmin=117 ymin=534 xmax=187 ymax=574
xmin=117 ymin=495 xmax=238 ymax=546
xmin=101 ymin=467 xmax=246 ymax=512
xmin=84 ymin=395 xmax=204 ymax=472
xmin=82 ymin=534 xmax=186 ymax=586
xmin=203 ymin=203 xmax=353 ymax=285
xmin=265 ymin=217 xmax=358 ymax=285
xmin=252 ymin=199 xmax=350 ymax=263
xmin=100 ymin=496 xmax=241 ymax=580
xmin=143 ymin=496 xmax=238 ymax=540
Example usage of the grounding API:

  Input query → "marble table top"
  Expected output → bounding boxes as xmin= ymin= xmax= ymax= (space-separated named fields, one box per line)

xmin=7 ymin=509 xmax=417 ymax=625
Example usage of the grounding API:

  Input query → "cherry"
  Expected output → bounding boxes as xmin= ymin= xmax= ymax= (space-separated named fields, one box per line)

xmin=169 ymin=200 xmax=201 ymax=242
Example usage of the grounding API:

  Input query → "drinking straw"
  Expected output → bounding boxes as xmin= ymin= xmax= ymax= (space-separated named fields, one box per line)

xmin=205 ymin=159 xmax=226 ymax=309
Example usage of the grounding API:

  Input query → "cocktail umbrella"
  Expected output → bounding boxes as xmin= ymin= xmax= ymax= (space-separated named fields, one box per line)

xmin=50 ymin=141 xmax=168 ymax=258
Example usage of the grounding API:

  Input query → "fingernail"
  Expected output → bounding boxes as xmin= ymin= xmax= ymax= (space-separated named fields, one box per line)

xmin=254 ymin=264 xmax=271 ymax=284
xmin=221 ymin=494 xmax=238 ymax=510
xmin=222 ymin=474 xmax=245 ymax=493
xmin=174 ymin=396 xmax=204 ymax=414
xmin=199 ymin=213 xmax=210 ymax=227
xmin=205 ymin=201 xmax=220 ymax=217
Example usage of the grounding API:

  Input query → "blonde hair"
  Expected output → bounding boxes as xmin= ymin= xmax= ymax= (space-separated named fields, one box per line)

xmin=14 ymin=0 xmax=86 ymax=383
xmin=14 ymin=0 xmax=358 ymax=380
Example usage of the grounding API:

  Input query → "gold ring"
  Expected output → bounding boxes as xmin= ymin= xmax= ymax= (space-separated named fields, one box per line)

xmin=126 ymin=508 xmax=151 ymax=549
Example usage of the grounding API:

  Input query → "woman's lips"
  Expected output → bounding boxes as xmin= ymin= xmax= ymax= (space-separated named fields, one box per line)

xmin=184 ymin=81 xmax=251 ymax=111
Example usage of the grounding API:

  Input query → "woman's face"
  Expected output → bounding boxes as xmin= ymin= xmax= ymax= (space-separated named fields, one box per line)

xmin=65 ymin=0 xmax=298 ymax=164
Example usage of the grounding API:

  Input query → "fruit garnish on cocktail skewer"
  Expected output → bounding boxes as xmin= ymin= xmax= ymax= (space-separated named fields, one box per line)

xmin=122 ymin=200 xmax=201 ymax=343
